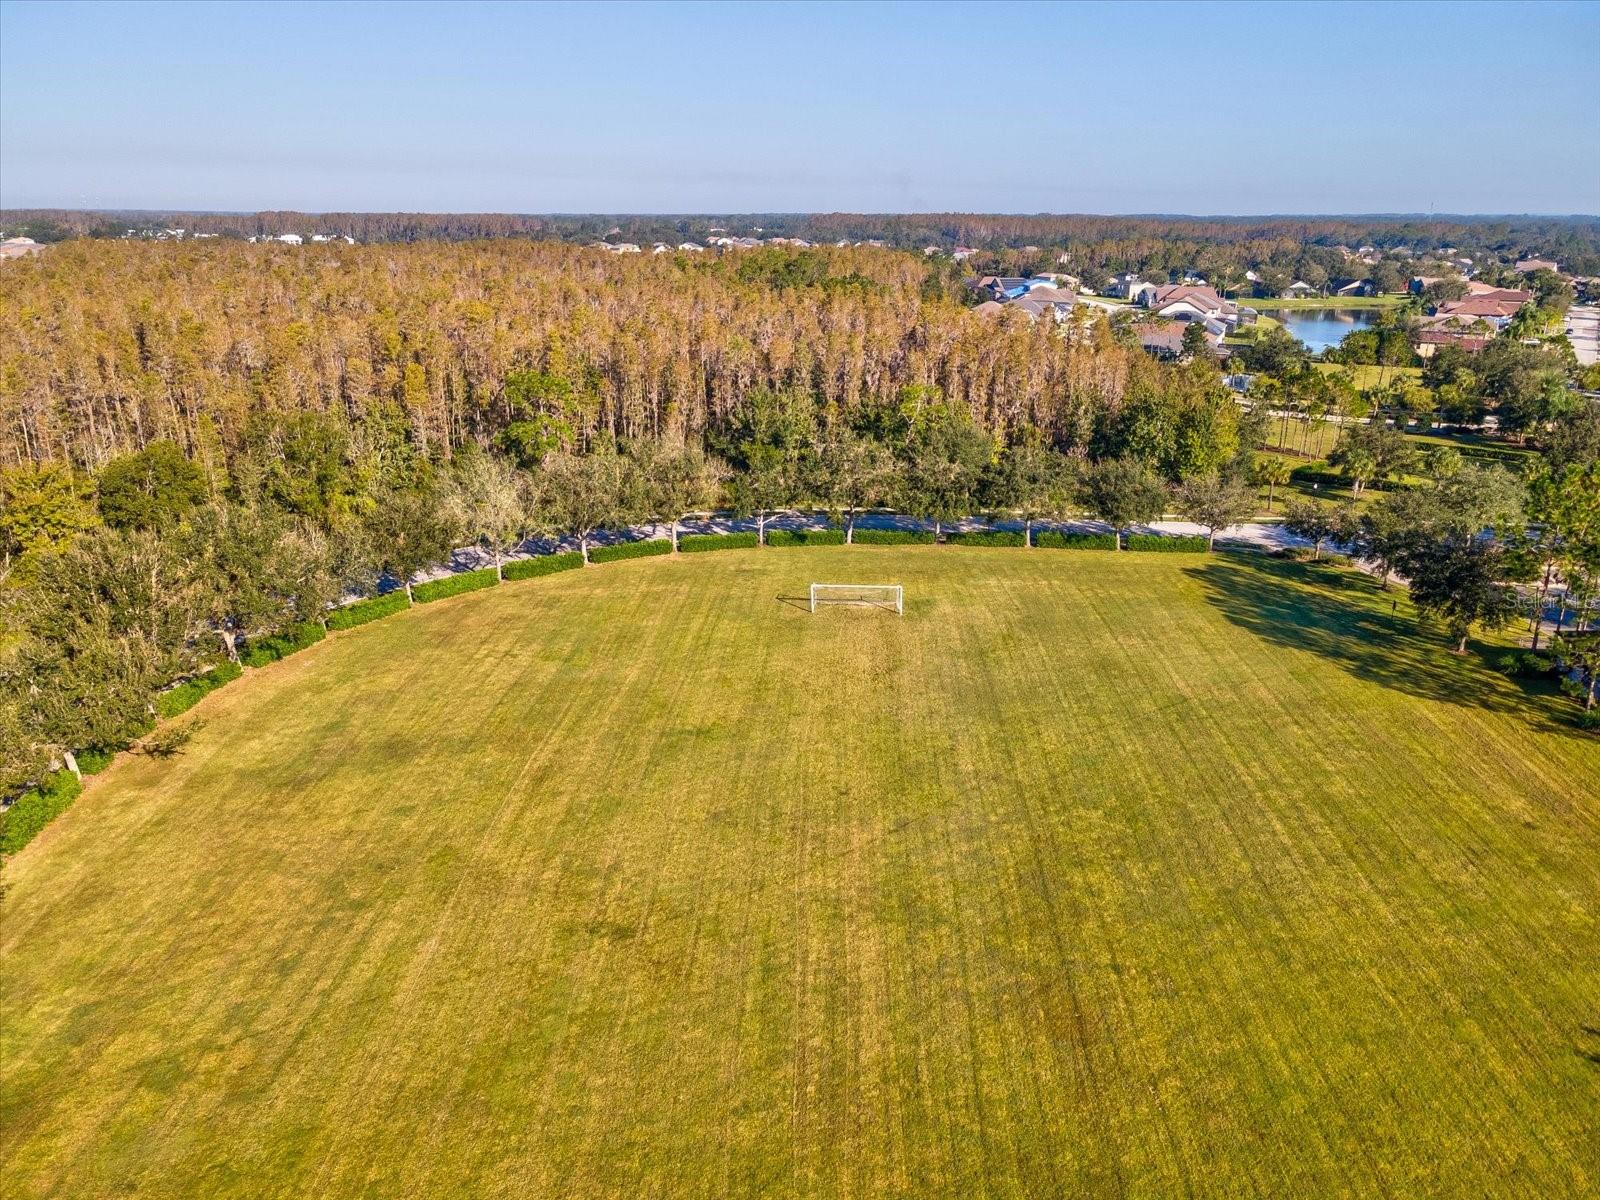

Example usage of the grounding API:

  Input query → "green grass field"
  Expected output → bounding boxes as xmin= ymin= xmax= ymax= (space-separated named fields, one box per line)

xmin=1311 ymin=361 xmax=1424 ymax=390
xmin=3 ymin=549 xmax=1598 ymax=1198
xmin=1247 ymin=295 xmax=1407 ymax=310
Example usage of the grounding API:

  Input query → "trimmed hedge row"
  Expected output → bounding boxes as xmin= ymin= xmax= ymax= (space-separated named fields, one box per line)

xmin=851 ymin=529 xmax=936 ymax=545
xmin=681 ymin=532 xmax=760 ymax=553
xmin=0 ymin=769 xmax=83 ymax=854
xmin=155 ymin=660 xmax=244 ymax=719
xmin=241 ymin=620 xmax=326 ymax=667
xmin=1125 ymin=534 xmax=1209 ymax=553
xmin=1036 ymin=531 xmax=1118 ymax=550
xmin=1290 ymin=467 xmax=1410 ymax=494
xmin=414 ymin=567 xmax=499 ymax=604
xmin=767 ymin=528 xmax=846 ymax=546
xmin=327 ymin=591 xmax=409 ymax=630
xmin=946 ymin=530 xmax=1026 ymax=547
xmin=590 ymin=539 xmax=672 ymax=563
xmin=503 ymin=551 xmax=584 ymax=580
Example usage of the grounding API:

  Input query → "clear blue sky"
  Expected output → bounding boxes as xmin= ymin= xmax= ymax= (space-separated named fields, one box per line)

xmin=2 ymin=0 xmax=1596 ymax=214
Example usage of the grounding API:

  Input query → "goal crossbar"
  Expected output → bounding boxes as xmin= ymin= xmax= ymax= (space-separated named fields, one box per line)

xmin=809 ymin=583 xmax=903 ymax=615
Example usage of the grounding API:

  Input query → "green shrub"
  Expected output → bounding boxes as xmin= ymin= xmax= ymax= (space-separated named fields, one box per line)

xmin=413 ymin=568 xmax=500 ymax=604
xmin=1035 ymin=531 xmax=1118 ymax=550
xmin=945 ymin=530 xmax=1025 ymax=547
xmin=680 ymin=532 xmax=760 ymax=553
xmin=850 ymin=529 xmax=936 ymax=545
xmin=503 ymin=552 xmax=584 ymax=581
xmin=590 ymin=539 xmax=672 ymax=563
xmin=1576 ymin=708 xmax=1600 ymax=732
xmin=767 ymin=528 xmax=845 ymax=546
xmin=1126 ymin=534 xmax=1209 ymax=553
xmin=1 ymin=769 xmax=84 ymax=855
xmin=1499 ymin=651 xmax=1554 ymax=679
xmin=241 ymin=620 xmax=326 ymax=667
xmin=73 ymin=747 xmax=116 ymax=775
xmin=155 ymin=660 xmax=243 ymax=719
xmin=327 ymin=591 xmax=409 ymax=630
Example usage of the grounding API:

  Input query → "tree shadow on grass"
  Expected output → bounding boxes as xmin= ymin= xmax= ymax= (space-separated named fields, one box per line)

xmin=1185 ymin=554 xmax=1585 ymax=738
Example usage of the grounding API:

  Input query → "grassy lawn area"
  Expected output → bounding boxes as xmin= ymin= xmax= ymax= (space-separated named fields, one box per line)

xmin=1243 ymin=294 xmax=1408 ymax=310
xmin=1253 ymin=418 xmax=1532 ymax=508
xmin=1312 ymin=361 xmax=1423 ymax=390
xmin=3 ymin=549 xmax=1597 ymax=1197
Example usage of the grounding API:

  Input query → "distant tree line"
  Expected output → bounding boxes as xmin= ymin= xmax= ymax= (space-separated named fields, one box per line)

xmin=7 ymin=208 xmax=1599 ymax=273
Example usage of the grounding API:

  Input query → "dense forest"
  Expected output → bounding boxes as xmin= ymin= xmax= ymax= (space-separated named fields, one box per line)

xmin=1 ymin=239 xmax=1175 ymax=468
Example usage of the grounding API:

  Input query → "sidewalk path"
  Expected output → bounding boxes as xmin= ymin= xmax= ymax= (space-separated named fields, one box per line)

xmin=420 ymin=511 xmax=1311 ymax=581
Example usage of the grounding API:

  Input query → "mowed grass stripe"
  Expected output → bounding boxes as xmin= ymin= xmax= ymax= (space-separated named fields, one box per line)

xmin=2 ymin=549 xmax=1597 ymax=1199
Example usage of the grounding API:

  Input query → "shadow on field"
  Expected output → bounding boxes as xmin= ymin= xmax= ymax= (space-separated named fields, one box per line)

xmin=1579 ymin=1025 xmax=1600 ymax=1066
xmin=1186 ymin=554 xmax=1579 ymax=735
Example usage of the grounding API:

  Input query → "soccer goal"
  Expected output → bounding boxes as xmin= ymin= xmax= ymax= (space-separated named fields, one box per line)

xmin=809 ymin=583 xmax=903 ymax=615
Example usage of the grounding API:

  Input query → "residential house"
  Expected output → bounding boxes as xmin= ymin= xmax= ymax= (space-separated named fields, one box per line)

xmin=0 ymin=236 xmax=44 ymax=260
xmin=1139 ymin=284 xmax=1242 ymax=336
xmin=1282 ymin=280 xmax=1318 ymax=298
xmin=275 ymin=234 xmax=303 ymax=245
xmin=1332 ymin=278 xmax=1376 ymax=297
xmin=1016 ymin=287 xmax=1078 ymax=319
xmin=1516 ymin=257 xmax=1558 ymax=274
xmin=1417 ymin=328 xmax=1491 ymax=358
xmin=969 ymin=275 xmax=1032 ymax=301
xmin=677 ymin=242 xmax=705 ymax=252
xmin=1104 ymin=272 xmax=1148 ymax=300
xmin=1465 ymin=281 xmax=1532 ymax=303
xmin=1134 ymin=321 xmax=1217 ymax=360
xmin=971 ymin=282 xmax=1077 ymax=324
xmin=1431 ymin=296 xmax=1525 ymax=329
xmin=952 ymin=246 xmax=978 ymax=261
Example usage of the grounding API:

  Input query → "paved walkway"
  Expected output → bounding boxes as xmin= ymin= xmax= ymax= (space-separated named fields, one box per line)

xmin=421 ymin=510 xmax=1310 ymax=581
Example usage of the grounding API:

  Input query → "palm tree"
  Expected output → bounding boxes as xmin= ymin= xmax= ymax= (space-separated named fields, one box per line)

xmin=1252 ymin=455 xmax=1293 ymax=511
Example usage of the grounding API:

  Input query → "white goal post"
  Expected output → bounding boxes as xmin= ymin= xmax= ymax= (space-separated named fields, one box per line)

xmin=809 ymin=583 xmax=903 ymax=615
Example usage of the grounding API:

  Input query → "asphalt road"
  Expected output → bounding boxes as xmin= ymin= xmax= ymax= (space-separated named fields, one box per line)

xmin=1565 ymin=305 xmax=1599 ymax=366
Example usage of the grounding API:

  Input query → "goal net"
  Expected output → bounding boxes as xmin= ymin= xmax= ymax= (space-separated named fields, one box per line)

xmin=809 ymin=583 xmax=903 ymax=615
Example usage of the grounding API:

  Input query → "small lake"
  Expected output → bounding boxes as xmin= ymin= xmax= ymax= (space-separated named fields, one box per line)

xmin=1255 ymin=307 xmax=1380 ymax=354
